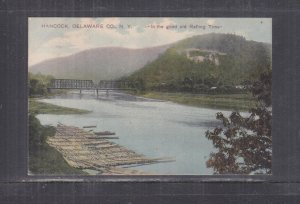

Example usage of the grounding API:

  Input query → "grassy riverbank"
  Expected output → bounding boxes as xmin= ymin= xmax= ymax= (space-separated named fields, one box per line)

xmin=29 ymin=142 xmax=88 ymax=175
xmin=29 ymin=114 xmax=87 ymax=175
xmin=138 ymin=92 xmax=257 ymax=111
xmin=29 ymin=98 xmax=91 ymax=114
xmin=28 ymin=73 xmax=91 ymax=174
xmin=29 ymin=97 xmax=90 ymax=175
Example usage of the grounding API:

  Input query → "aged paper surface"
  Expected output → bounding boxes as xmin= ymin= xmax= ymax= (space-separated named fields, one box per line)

xmin=28 ymin=18 xmax=272 ymax=175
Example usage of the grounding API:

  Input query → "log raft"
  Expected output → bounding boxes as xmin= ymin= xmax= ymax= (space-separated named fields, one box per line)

xmin=47 ymin=124 xmax=174 ymax=175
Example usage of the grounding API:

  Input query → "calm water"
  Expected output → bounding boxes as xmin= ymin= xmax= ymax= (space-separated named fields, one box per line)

xmin=37 ymin=91 xmax=231 ymax=175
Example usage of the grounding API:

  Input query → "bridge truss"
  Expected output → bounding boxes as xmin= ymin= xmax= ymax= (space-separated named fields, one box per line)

xmin=48 ymin=79 xmax=137 ymax=93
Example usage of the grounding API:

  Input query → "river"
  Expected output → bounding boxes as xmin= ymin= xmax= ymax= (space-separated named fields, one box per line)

xmin=37 ymin=91 xmax=231 ymax=175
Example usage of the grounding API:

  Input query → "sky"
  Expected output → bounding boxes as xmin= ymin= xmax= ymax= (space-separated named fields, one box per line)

xmin=28 ymin=17 xmax=272 ymax=66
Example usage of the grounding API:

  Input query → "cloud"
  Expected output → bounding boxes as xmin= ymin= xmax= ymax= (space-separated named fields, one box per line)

xmin=28 ymin=18 xmax=272 ymax=66
xmin=207 ymin=19 xmax=216 ymax=25
xmin=29 ymin=18 xmax=197 ymax=65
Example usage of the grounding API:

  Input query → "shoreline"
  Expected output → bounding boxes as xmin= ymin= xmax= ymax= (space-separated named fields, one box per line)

xmin=30 ymin=90 xmax=255 ymax=112
xmin=29 ymin=98 xmax=91 ymax=115
xmin=47 ymin=124 xmax=174 ymax=175
xmin=29 ymin=91 xmax=240 ymax=175
xmin=133 ymin=91 xmax=256 ymax=111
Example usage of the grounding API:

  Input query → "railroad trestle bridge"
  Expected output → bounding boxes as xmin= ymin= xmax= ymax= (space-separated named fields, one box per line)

xmin=48 ymin=79 xmax=139 ymax=95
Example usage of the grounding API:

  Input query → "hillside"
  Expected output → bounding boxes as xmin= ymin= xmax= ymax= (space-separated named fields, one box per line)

xmin=126 ymin=33 xmax=271 ymax=93
xmin=29 ymin=45 xmax=170 ymax=82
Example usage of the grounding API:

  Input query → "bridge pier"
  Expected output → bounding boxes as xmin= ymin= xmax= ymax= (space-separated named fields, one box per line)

xmin=96 ymin=89 xmax=99 ymax=97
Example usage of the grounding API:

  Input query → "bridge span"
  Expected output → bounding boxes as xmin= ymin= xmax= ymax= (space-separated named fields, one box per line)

xmin=48 ymin=79 xmax=138 ymax=95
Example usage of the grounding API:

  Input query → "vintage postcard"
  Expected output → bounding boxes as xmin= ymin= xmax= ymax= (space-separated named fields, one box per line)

xmin=28 ymin=18 xmax=272 ymax=175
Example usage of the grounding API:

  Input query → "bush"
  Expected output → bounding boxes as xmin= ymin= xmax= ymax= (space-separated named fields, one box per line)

xmin=28 ymin=114 xmax=85 ymax=174
xmin=28 ymin=73 xmax=54 ymax=97
xmin=29 ymin=113 xmax=55 ymax=154
xmin=205 ymin=70 xmax=272 ymax=174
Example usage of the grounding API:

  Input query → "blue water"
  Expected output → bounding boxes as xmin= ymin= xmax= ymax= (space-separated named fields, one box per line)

xmin=37 ymin=91 xmax=231 ymax=175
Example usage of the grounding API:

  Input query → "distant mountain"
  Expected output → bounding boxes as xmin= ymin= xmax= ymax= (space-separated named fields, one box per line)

xmin=29 ymin=45 xmax=170 ymax=82
xmin=126 ymin=33 xmax=271 ymax=92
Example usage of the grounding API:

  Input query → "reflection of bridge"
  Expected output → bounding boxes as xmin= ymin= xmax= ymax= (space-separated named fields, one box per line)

xmin=48 ymin=79 xmax=137 ymax=95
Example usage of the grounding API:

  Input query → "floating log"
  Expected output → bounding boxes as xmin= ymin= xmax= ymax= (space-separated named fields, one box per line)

xmin=86 ymin=137 xmax=102 ymax=140
xmin=94 ymin=131 xmax=115 ymax=136
xmin=47 ymin=124 xmax=174 ymax=175
xmin=83 ymin=125 xmax=97 ymax=128
xmin=86 ymin=136 xmax=106 ymax=139
xmin=100 ymin=136 xmax=119 ymax=139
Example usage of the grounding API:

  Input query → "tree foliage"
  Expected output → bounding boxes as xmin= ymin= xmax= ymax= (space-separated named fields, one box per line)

xmin=29 ymin=113 xmax=56 ymax=154
xmin=29 ymin=114 xmax=86 ymax=174
xmin=205 ymin=70 xmax=272 ymax=174
xmin=29 ymin=72 xmax=54 ymax=97
xmin=126 ymin=34 xmax=271 ymax=94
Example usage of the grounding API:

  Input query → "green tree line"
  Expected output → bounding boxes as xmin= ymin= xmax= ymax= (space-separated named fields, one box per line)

xmin=29 ymin=72 xmax=54 ymax=97
xmin=125 ymin=34 xmax=271 ymax=94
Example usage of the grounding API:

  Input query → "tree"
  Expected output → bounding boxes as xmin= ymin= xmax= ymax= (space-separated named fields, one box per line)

xmin=29 ymin=113 xmax=56 ymax=155
xmin=28 ymin=72 xmax=54 ymax=97
xmin=205 ymin=70 xmax=272 ymax=174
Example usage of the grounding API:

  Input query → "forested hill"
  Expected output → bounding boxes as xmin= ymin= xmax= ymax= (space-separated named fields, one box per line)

xmin=29 ymin=45 xmax=170 ymax=81
xmin=126 ymin=33 xmax=271 ymax=93
xmin=173 ymin=33 xmax=271 ymax=57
